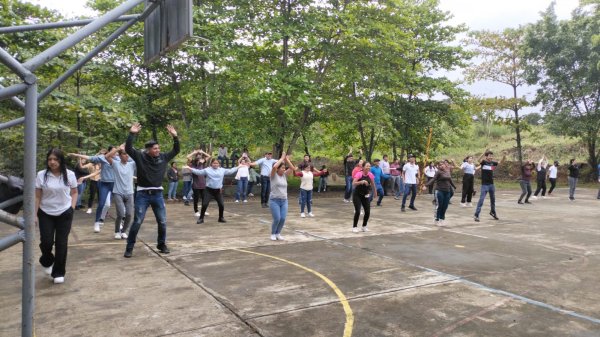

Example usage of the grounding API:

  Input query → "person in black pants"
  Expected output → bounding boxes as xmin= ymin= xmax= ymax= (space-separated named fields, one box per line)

xmin=460 ymin=156 xmax=476 ymax=206
xmin=547 ymin=161 xmax=559 ymax=196
xmin=352 ymin=162 xmax=376 ymax=233
xmin=35 ymin=148 xmax=78 ymax=284
xmin=533 ymin=156 xmax=548 ymax=198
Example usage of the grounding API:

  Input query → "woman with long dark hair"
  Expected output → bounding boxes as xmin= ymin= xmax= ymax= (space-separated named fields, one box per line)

xmin=35 ymin=148 xmax=78 ymax=284
xmin=427 ymin=161 xmax=457 ymax=227
xmin=352 ymin=162 xmax=376 ymax=233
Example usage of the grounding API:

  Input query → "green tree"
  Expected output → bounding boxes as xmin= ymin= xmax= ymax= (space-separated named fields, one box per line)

xmin=465 ymin=28 xmax=529 ymax=165
xmin=524 ymin=3 xmax=600 ymax=177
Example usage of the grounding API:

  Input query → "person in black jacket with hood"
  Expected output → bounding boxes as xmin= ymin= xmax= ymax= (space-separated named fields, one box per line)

xmin=124 ymin=122 xmax=180 ymax=258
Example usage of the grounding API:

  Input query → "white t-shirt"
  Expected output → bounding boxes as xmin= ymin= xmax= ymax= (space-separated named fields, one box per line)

xmin=36 ymin=169 xmax=77 ymax=216
xmin=461 ymin=162 xmax=476 ymax=175
xmin=299 ymin=171 xmax=315 ymax=191
xmin=548 ymin=165 xmax=558 ymax=179
xmin=403 ymin=163 xmax=419 ymax=184
xmin=424 ymin=166 xmax=437 ymax=178
xmin=380 ymin=160 xmax=391 ymax=174
xmin=236 ymin=165 xmax=249 ymax=179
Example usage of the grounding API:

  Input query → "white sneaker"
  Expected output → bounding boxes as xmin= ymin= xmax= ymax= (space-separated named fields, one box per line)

xmin=94 ymin=222 xmax=101 ymax=233
xmin=205 ymin=211 xmax=210 ymax=216
xmin=43 ymin=264 xmax=53 ymax=276
xmin=531 ymin=196 xmax=538 ymax=200
xmin=53 ymin=277 xmax=65 ymax=284
xmin=308 ymin=212 xmax=314 ymax=217
xmin=114 ymin=232 xmax=122 ymax=239
xmin=467 ymin=202 xmax=473 ymax=207
xmin=360 ymin=209 xmax=364 ymax=215
xmin=270 ymin=234 xmax=277 ymax=241
xmin=276 ymin=234 xmax=285 ymax=240
xmin=352 ymin=227 xmax=359 ymax=233
xmin=86 ymin=208 xmax=92 ymax=214
xmin=438 ymin=220 xmax=447 ymax=227
xmin=248 ymin=193 xmax=254 ymax=197
xmin=460 ymin=203 xmax=466 ymax=207
xmin=343 ymin=199 xmax=349 ymax=203
xmin=542 ymin=196 xmax=547 ymax=199
xmin=235 ymin=200 xmax=239 ymax=203
xmin=361 ymin=226 xmax=369 ymax=232
xmin=195 ymin=212 xmax=200 ymax=217
xmin=243 ymin=200 xmax=248 ymax=203
xmin=300 ymin=212 xmax=306 ymax=218
xmin=120 ymin=232 xmax=128 ymax=239
xmin=434 ymin=219 xmax=439 ymax=226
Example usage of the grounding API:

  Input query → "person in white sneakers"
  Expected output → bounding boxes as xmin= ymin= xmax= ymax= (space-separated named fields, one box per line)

xmin=352 ymin=162 xmax=376 ymax=233
xmin=295 ymin=164 xmax=326 ymax=217
xmin=234 ymin=157 xmax=251 ymax=203
xmin=104 ymin=145 xmax=136 ymax=240
xmin=426 ymin=161 xmax=456 ymax=227
xmin=268 ymin=154 xmax=296 ymax=240
xmin=187 ymin=149 xmax=211 ymax=217
xmin=401 ymin=154 xmax=420 ymax=212
xmin=35 ymin=149 xmax=78 ymax=284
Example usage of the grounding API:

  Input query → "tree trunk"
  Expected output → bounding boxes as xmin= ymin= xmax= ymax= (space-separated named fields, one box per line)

xmin=75 ymin=71 xmax=82 ymax=149
xmin=275 ymin=0 xmax=290 ymax=157
xmin=513 ymin=85 xmax=523 ymax=166
xmin=587 ymin=136 xmax=598 ymax=181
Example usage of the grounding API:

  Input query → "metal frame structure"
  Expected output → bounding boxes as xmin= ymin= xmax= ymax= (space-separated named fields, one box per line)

xmin=0 ymin=1 xmax=161 ymax=336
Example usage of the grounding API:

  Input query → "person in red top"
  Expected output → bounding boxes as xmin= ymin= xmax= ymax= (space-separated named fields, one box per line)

xmin=518 ymin=160 xmax=534 ymax=204
xmin=352 ymin=162 xmax=377 ymax=233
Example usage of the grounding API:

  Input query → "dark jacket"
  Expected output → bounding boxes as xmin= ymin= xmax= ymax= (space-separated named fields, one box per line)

xmin=125 ymin=133 xmax=180 ymax=188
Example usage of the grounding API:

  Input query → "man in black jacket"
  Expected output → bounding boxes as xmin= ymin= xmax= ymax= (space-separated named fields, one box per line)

xmin=124 ymin=123 xmax=180 ymax=258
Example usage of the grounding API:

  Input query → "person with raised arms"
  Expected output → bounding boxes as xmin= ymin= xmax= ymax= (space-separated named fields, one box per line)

xmin=474 ymin=150 xmax=503 ymax=222
xmin=104 ymin=144 xmax=136 ymax=240
xmin=268 ymin=154 xmax=296 ymax=240
xmin=123 ymin=123 xmax=180 ymax=258
xmin=186 ymin=158 xmax=240 ymax=224
xmin=352 ymin=162 xmax=377 ymax=233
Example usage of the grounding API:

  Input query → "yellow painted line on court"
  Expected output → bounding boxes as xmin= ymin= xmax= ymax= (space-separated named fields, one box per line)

xmin=233 ymin=248 xmax=354 ymax=337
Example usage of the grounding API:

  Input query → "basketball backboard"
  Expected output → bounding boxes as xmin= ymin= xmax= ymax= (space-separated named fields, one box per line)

xmin=144 ymin=0 xmax=193 ymax=65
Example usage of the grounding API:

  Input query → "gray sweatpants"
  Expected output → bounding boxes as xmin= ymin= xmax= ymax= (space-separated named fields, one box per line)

xmin=568 ymin=177 xmax=577 ymax=199
xmin=113 ymin=193 xmax=134 ymax=234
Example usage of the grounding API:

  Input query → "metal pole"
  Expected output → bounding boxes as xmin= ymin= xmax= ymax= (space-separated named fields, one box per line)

xmin=0 ymin=15 xmax=140 ymax=34
xmin=0 ymin=48 xmax=36 ymax=84
xmin=23 ymin=0 xmax=145 ymax=72
xmin=0 ymin=117 xmax=25 ymax=131
xmin=0 ymin=232 xmax=24 ymax=252
xmin=22 ymin=83 xmax=37 ymax=337
xmin=0 ymin=84 xmax=26 ymax=109
xmin=0 ymin=83 xmax=28 ymax=100
xmin=0 ymin=209 xmax=23 ymax=229
xmin=0 ymin=195 xmax=25 ymax=214
xmin=38 ymin=1 xmax=161 ymax=101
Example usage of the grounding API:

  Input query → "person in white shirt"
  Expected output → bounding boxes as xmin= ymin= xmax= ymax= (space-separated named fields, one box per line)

xmin=547 ymin=161 xmax=559 ymax=196
xmin=235 ymin=157 xmax=251 ymax=202
xmin=295 ymin=164 xmax=326 ymax=217
xmin=401 ymin=154 xmax=420 ymax=211
xmin=35 ymin=149 xmax=78 ymax=284
xmin=250 ymin=152 xmax=278 ymax=208
xmin=380 ymin=155 xmax=391 ymax=196
xmin=424 ymin=162 xmax=437 ymax=195
xmin=460 ymin=156 xmax=477 ymax=206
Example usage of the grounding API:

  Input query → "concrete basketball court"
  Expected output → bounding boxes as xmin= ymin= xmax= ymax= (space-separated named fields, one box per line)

xmin=1 ymin=187 xmax=600 ymax=336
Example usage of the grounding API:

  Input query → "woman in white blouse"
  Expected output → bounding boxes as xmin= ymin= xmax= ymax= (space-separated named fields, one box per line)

xmin=35 ymin=149 xmax=78 ymax=284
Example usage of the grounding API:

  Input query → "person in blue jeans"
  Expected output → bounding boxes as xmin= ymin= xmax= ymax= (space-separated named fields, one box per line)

xmin=251 ymin=152 xmax=277 ymax=208
xmin=474 ymin=150 xmax=502 ymax=222
xmin=343 ymin=148 xmax=362 ymax=202
xmin=370 ymin=159 xmax=390 ymax=206
xmin=124 ymin=123 xmax=179 ymax=258
xmin=167 ymin=162 xmax=179 ymax=200
xmin=268 ymin=154 xmax=296 ymax=241
xmin=401 ymin=154 xmax=420 ymax=212
xmin=69 ymin=148 xmax=116 ymax=233
xmin=426 ymin=161 xmax=456 ymax=227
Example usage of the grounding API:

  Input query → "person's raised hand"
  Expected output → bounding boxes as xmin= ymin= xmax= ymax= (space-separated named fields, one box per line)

xmin=166 ymin=124 xmax=178 ymax=138
xmin=130 ymin=122 xmax=142 ymax=134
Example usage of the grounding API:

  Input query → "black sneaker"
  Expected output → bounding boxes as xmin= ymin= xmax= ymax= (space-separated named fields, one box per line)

xmin=218 ymin=218 xmax=227 ymax=223
xmin=124 ymin=249 xmax=133 ymax=258
xmin=524 ymin=201 xmax=532 ymax=204
xmin=489 ymin=212 xmax=499 ymax=220
xmin=474 ymin=216 xmax=480 ymax=222
xmin=262 ymin=203 xmax=269 ymax=208
xmin=157 ymin=244 xmax=170 ymax=254
xmin=518 ymin=201 xmax=524 ymax=204
xmin=409 ymin=206 xmax=418 ymax=211
xmin=401 ymin=206 xmax=406 ymax=212
xmin=197 ymin=218 xmax=204 ymax=224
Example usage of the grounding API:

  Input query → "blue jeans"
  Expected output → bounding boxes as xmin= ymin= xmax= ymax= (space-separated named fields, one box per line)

xmin=76 ymin=181 xmax=86 ymax=207
xmin=218 ymin=156 xmax=229 ymax=168
xmin=318 ymin=176 xmax=327 ymax=192
xmin=95 ymin=181 xmax=114 ymax=222
xmin=435 ymin=190 xmax=452 ymax=220
xmin=475 ymin=184 xmax=496 ymax=217
xmin=269 ymin=198 xmax=288 ymax=234
xmin=300 ymin=189 xmax=313 ymax=213
xmin=344 ymin=175 xmax=353 ymax=200
xmin=126 ymin=190 xmax=167 ymax=250
xmin=182 ymin=181 xmax=192 ymax=200
xmin=375 ymin=185 xmax=384 ymax=205
xmin=236 ymin=177 xmax=248 ymax=201
xmin=391 ymin=176 xmax=403 ymax=197
xmin=260 ymin=176 xmax=271 ymax=204
xmin=167 ymin=181 xmax=178 ymax=199
xmin=402 ymin=184 xmax=417 ymax=207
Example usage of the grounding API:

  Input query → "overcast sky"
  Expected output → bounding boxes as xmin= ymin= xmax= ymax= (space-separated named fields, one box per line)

xmin=24 ymin=0 xmax=582 ymax=113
